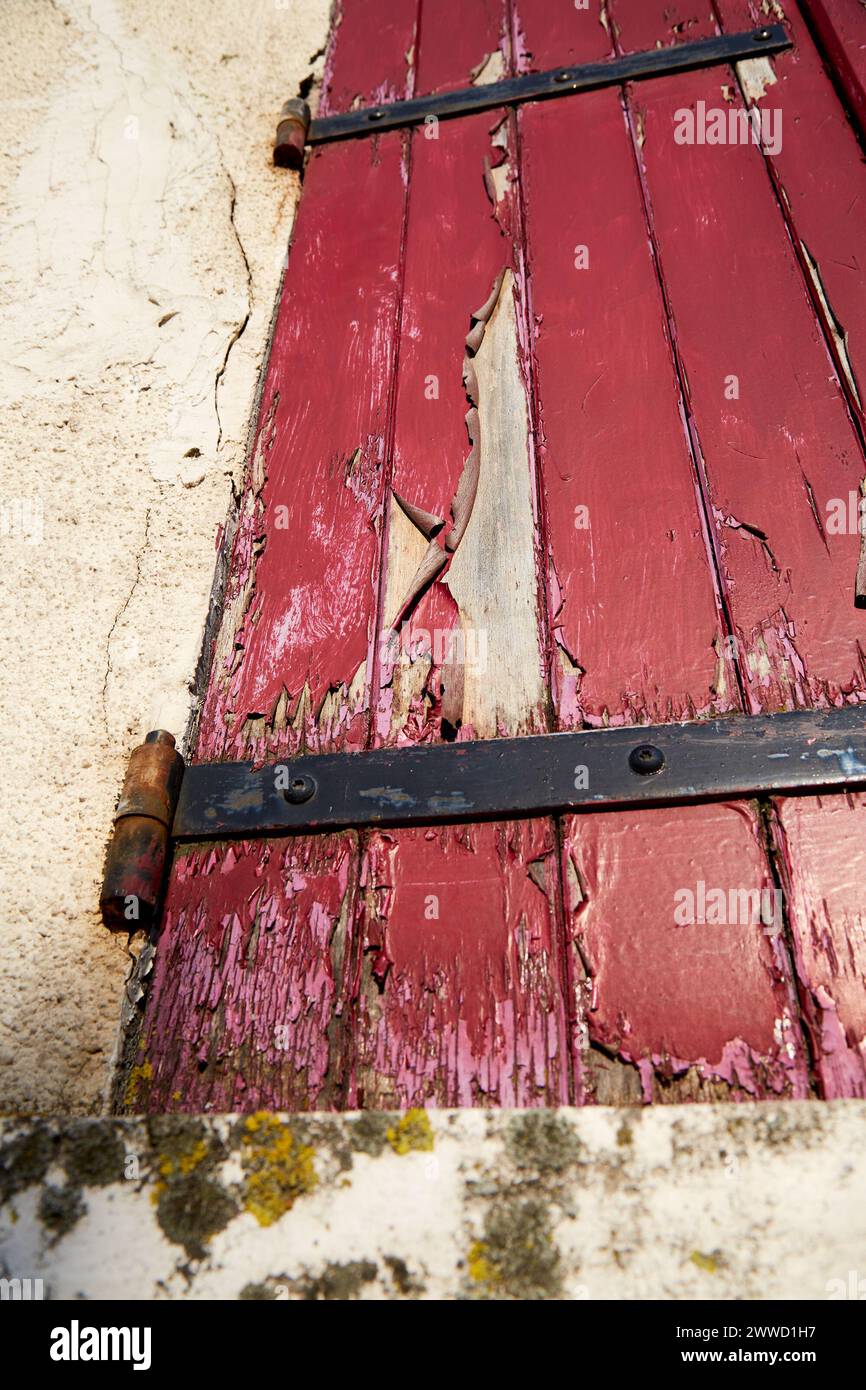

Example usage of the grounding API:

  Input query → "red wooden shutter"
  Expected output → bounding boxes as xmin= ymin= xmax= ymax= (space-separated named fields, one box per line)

xmin=128 ymin=0 xmax=866 ymax=1113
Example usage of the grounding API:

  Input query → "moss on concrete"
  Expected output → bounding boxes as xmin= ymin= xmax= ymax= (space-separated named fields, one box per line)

xmin=155 ymin=1170 xmax=238 ymax=1259
xmin=384 ymin=1254 xmax=425 ymax=1297
xmin=506 ymin=1112 xmax=581 ymax=1174
xmin=348 ymin=1112 xmax=392 ymax=1157
xmin=386 ymin=1109 xmax=433 ymax=1155
xmin=0 ymin=1125 xmax=55 ymax=1204
xmin=241 ymin=1112 xmax=317 ymax=1227
xmin=468 ymin=1199 xmax=562 ymax=1299
xmin=301 ymin=1259 xmax=377 ymax=1300
xmin=63 ymin=1121 xmax=127 ymax=1186
xmin=39 ymin=1183 xmax=86 ymax=1239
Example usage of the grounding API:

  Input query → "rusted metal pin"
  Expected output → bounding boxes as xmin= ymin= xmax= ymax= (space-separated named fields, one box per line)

xmin=100 ymin=730 xmax=184 ymax=931
xmin=273 ymin=98 xmax=311 ymax=170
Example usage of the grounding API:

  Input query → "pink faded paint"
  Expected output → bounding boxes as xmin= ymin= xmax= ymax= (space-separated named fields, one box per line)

xmin=351 ymin=821 xmax=570 ymax=1108
xmin=142 ymin=835 xmax=357 ymax=1112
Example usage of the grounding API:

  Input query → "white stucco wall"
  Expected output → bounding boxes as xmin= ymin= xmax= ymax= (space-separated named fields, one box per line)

xmin=0 ymin=0 xmax=331 ymax=1114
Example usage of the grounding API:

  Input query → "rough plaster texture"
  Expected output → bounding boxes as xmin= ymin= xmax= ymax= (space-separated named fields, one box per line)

xmin=2 ymin=1103 xmax=865 ymax=1300
xmin=0 ymin=0 xmax=331 ymax=1113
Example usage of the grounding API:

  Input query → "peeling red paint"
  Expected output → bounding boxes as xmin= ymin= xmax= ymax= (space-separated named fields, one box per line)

xmin=516 ymin=76 xmax=733 ymax=727
xmin=608 ymin=0 xmax=866 ymax=714
xmin=353 ymin=1 xmax=568 ymax=1108
xmin=715 ymin=0 xmax=866 ymax=424
xmin=319 ymin=0 xmax=420 ymax=118
xmin=142 ymin=835 xmax=357 ymax=1111
xmin=197 ymin=133 xmax=408 ymax=762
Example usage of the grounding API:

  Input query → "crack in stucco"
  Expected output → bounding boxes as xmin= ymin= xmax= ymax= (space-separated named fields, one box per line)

xmin=102 ymin=506 xmax=152 ymax=731
xmin=214 ymin=171 xmax=253 ymax=452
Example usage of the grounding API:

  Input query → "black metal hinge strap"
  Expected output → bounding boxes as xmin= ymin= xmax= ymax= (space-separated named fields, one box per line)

xmin=172 ymin=706 xmax=866 ymax=840
xmin=305 ymin=26 xmax=791 ymax=146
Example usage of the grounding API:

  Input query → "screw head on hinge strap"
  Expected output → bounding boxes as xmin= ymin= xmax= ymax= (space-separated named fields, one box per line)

xmin=283 ymin=773 xmax=317 ymax=805
xmin=628 ymin=744 xmax=665 ymax=776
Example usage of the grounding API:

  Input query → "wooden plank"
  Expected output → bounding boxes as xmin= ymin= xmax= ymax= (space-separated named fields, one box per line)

xmin=714 ymin=0 xmax=866 ymax=1099
xmin=136 ymin=1 xmax=420 ymax=1112
xmin=516 ymin=87 xmax=730 ymax=727
xmin=351 ymin=820 xmax=568 ymax=1107
xmin=563 ymin=803 xmax=808 ymax=1103
xmin=197 ymin=133 xmax=409 ymax=763
xmin=349 ymin=2 xmax=572 ymax=1107
xmin=606 ymin=0 xmax=866 ymax=1100
xmin=798 ymin=0 xmax=866 ymax=145
xmin=716 ymin=0 xmax=866 ymax=424
xmin=374 ymin=109 xmax=539 ymax=745
xmin=514 ymin=0 xmax=811 ymax=1101
xmin=319 ymin=0 xmax=420 ymax=116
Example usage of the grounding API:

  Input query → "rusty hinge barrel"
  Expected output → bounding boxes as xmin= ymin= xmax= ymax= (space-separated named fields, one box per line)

xmin=273 ymin=98 xmax=311 ymax=169
xmin=100 ymin=730 xmax=184 ymax=931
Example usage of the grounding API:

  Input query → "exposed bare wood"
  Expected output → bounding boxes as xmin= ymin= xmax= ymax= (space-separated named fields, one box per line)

xmin=442 ymin=269 xmax=546 ymax=738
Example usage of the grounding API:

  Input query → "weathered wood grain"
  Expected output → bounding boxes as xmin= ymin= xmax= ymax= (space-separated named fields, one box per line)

xmin=351 ymin=820 xmax=569 ymax=1107
xmin=138 ymin=835 xmax=358 ymax=1111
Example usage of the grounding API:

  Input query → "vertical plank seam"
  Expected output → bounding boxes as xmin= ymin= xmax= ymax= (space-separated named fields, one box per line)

xmin=507 ymin=0 xmax=580 ymax=1103
xmin=709 ymin=1 xmax=866 ymax=1091
xmin=758 ymin=797 xmax=821 ymax=1097
xmin=608 ymin=0 xmax=818 ymax=1089
xmin=342 ymin=0 xmax=425 ymax=1107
